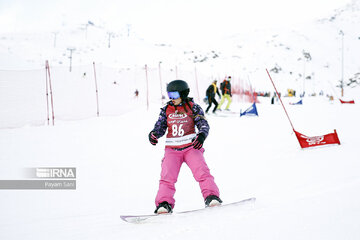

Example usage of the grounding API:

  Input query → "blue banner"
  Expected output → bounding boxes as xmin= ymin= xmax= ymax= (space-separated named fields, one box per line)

xmin=290 ymin=99 xmax=303 ymax=105
xmin=240 ymin=103 xmax=258 ymax=117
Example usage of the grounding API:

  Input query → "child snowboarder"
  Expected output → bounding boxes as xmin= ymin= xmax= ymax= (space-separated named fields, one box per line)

xmin=149 ymin=79 xmax=222 ymax=214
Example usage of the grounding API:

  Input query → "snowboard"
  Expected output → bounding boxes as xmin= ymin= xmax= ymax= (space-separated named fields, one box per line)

xmin=120 ymin=197 xmax=256 ymax=224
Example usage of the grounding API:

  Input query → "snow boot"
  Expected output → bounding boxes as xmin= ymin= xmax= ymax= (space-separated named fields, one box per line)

xmin=205 ymin=195 xmax=223 ymax=207
xmin=154 ymin=201 xmax=173 ymax=214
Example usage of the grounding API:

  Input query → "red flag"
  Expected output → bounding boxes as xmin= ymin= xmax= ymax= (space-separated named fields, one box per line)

xmin=339 ymin=99 xmax=355 ymax=104
xmin=266 ymin=69 xmax=342 ymax=149
xmin=294 ymin=130 xmax=341 ymax=148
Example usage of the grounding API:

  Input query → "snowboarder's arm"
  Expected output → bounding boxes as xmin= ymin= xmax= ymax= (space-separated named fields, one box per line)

xmin=192 ymin=104 xmax=210 ymax=138
xmin=150 ymin=106 xmax=168 ymax=138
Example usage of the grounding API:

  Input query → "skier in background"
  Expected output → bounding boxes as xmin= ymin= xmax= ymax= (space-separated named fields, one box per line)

xmin=205 ymin=80 xmax=221 ymax=114
xmin=148 ymin=79 xmax=222 ymax=214
xmin=134 ymin=89 xmax=139 ymax=98
xmin=217 ymin=76 xmax=232 ymax=111
xmin=271 ymin=92 xmax=276 ymax=104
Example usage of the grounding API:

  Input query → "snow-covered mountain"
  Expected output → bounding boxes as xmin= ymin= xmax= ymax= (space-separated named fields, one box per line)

xmin=1 ymin=79 xmax=360 ymax=240
xmin=0 ymin=0 xmax=359 ymax=94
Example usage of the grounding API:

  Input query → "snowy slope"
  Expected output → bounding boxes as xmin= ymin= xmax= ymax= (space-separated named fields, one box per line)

xmin=1 ymin=96 xmax=360 ymax=239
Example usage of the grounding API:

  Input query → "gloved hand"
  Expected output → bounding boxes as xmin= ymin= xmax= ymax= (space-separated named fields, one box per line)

xmin=192 ymin=133 xmax=205 ymax=149
xmin=149 ymin=132 xmax=158 ymax=146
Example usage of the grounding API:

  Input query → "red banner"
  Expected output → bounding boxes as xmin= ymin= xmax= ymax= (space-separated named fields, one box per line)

xmin=294 ymin=130 xmax=341 ymax=148
xmin=339 ymin=99 xmax=355 ymax=104
xmin=266 ymin=69 xmax=341 ymax=149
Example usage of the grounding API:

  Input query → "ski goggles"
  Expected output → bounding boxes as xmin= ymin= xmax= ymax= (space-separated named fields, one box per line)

xmin=167 ymin=91 xmax=181 ymax=99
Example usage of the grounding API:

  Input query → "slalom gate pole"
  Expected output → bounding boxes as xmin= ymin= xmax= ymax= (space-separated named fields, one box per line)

xmin=238 ymin=76 xmax=242 ymax=102
xmin=326 ymin=80 xmax=340 ymax=99
xmin=248 ymin=75 xmax=256 ymax=102
xmin=93 ymin=62 xmax=100 ymax=117
xmin=46 ymin=61 xmax=55 ymax=125
xmin=266 ymin=69 xmax=295 ymax=131
xmin=45 ymin=61 xmax=50 ymax=125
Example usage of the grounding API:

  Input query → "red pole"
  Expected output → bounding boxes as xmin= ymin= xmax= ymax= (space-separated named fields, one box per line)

xmin=145 ymin=64 xmax=149 ymax=110
xmin=93 ymin=62 xmax=100 ymax=117
xmin=158 ymin=62 xmax=164 ymax=105
xmin=240 ymin=77 xmax=244 ymax=102
xmin=266 ymin=69 xmax=295 ymax=131
xmin=46 ymin=61 xmax=55 ymax=125
xmin=45 ymin=61 xmax=50 ymax=125
xmin=248 ymin=76 xmax=258 ymax=103
xmin=237 ymin=76 xmax=240 ymax=102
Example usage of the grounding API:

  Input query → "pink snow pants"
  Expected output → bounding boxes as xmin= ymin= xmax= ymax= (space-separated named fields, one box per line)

xmin=155 ymin=147 xmax=220 ymax=208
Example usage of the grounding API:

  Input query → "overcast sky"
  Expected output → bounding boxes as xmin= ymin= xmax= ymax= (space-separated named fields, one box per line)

xmin=0 ymin=0 xmax=352 ymax=43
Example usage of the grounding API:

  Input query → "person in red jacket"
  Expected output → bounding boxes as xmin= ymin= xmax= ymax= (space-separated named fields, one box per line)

xmin=149 ymin=80 xmax=222 ymax=214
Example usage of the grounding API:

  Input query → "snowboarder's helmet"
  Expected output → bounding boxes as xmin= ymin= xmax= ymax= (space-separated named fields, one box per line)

xmin=167 ymin=80 xmax=190 ymax=99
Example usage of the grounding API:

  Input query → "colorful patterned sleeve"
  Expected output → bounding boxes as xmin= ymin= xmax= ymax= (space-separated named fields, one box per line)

xmin=151 ymin=106 xmax=168 ymax=138
xmin=192 ymin=103 xmax=210 ymax=138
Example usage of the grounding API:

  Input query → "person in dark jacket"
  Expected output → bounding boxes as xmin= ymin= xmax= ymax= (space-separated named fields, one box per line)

xmin=205 ymin=80 xmax=221 ymax=114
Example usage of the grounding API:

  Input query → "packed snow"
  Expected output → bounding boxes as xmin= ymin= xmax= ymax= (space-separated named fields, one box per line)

xmin=1 ymin=91 xmax=360 ymax=239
